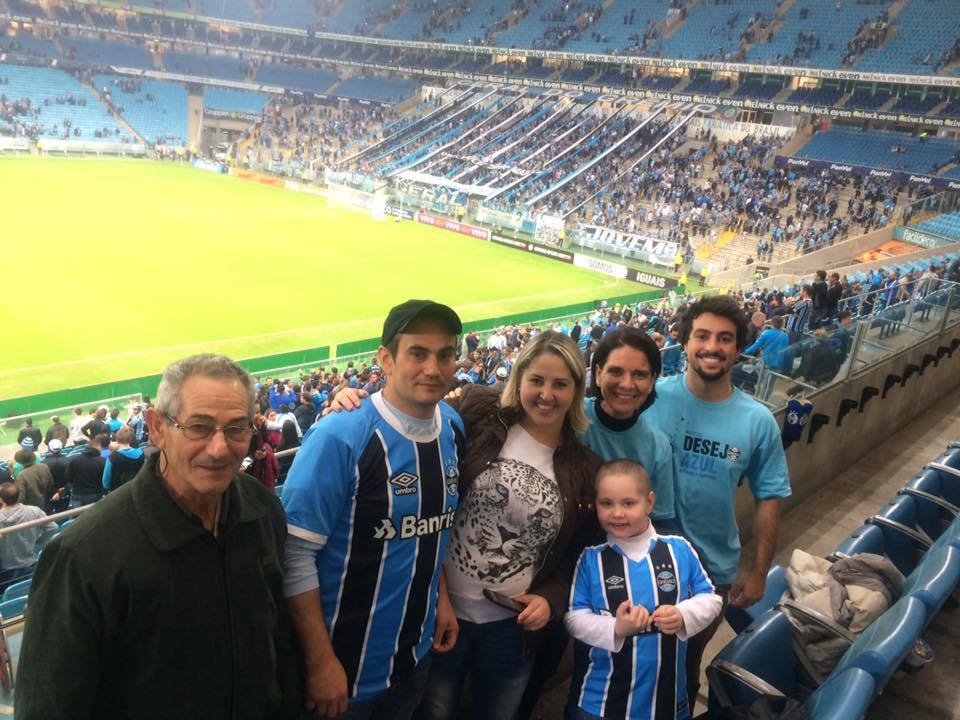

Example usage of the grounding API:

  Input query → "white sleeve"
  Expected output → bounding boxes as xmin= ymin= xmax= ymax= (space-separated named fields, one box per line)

xmin=675 ymin=592 xmax=723 ymax=641
xmin=282 ymin=533 xmax=326 ymax=598
xmin=565 ymin=608 xmax=625 ymax=653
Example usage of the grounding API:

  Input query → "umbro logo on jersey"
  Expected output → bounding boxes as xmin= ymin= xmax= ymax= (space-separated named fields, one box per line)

xmin=605 ymin=575 xmax=625 ymax=589
xmin=390 ymin=472 xmax=419 ymax=496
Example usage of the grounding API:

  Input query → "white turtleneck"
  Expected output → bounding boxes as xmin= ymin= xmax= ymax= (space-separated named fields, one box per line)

xmin=564 ymin=523 xmax=722 ymax=651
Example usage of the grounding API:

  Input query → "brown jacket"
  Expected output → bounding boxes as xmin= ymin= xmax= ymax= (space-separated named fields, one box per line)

xmin=449 ymin=383 xmax=603 ymax=622
xmin=16 ymin=462 xmax=54 ymax=509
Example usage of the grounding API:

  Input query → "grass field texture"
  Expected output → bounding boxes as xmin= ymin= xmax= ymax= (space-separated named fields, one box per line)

xmin=1 ymin=156 xmax=638 ymax=400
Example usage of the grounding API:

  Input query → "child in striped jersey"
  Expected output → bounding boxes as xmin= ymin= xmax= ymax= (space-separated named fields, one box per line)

xmin=565 ymin=460 xmax=722 ymax=720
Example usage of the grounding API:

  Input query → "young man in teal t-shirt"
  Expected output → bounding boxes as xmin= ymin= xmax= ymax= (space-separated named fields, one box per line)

xmin=644 ymin=295 xmax=791 ymax=712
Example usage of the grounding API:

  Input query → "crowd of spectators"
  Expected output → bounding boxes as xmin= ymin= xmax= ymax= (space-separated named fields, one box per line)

xmin=247 ymin=96 xmax=395 ymax=170
xmin=840 ymin=11 xmax=889 ymax=65
xmin=0 ymin=85 xmax=112 ymax=141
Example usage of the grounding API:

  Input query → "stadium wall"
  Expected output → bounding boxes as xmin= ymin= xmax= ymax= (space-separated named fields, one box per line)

xmin=734 ymin=314 xmax=960 ymax=543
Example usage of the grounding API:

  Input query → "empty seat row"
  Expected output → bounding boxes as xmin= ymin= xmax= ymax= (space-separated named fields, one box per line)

xmin=711 ymin=443 xmax=960 ymax=719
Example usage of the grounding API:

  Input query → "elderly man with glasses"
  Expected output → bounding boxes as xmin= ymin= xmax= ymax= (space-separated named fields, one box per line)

xmin=16 ymin=353 xmax=298 ymax=720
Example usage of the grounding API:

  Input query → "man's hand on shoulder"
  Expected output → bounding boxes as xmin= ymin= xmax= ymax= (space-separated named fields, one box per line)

xmin=322 ymin=388 xmax=369 ymax=416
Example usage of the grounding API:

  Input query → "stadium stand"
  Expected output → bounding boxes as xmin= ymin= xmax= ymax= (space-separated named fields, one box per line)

xmin=0 ymin=32 xmax=60 ymax=61
xmin=195 ymin=0 xmax=255 ymax=23
xmin=746 ymin=0 xmax=872 ymax=68
xmin=253 ymin=63 xmax=338 ymax=93
xmin=203 ymin=86 xmax=269 ymax=115
xmin=788 ymin=85 xmax=844 ymax=106
xmin=708 ymin=438 xmax=960 ymax=716
xmin=915 ymin=212 xmax=960 ymax=242
xmin=732 ymin=78 xmax=784 ymax=100
xmin=847 ymin=87 xmax=893 ymax=110
xmin=334 ymin=75 xmax=419 ymax=104
xmin=559 ymin=0 xmax=672 ymax=54
xmin=795 ymin=126 xmax=960 ymax=175
xmin=256 ymin=0 xmax=318 ymax=29
xmin=654 ymin=0 xmax=769 ymax=61
xmin=856 ymin=0 xmax=960 ymax=74
xmin=94 ymin=74 xmax=189 ymax=146
xmin=61 ymin=36 xmax=155 ymax=70
xmin=0 ymin=64 xmax=133 ymax=142
xmin=161 ymin=49 xmax=251 ymax=81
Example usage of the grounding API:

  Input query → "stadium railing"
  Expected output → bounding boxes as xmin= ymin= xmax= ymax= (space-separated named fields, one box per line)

xmin=0 ymin=393 xmax=143 ymax=448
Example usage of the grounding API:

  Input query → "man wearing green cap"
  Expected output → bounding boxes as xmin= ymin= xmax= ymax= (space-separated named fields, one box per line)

xmin=282 ymin=300 xmax=464 ymax=719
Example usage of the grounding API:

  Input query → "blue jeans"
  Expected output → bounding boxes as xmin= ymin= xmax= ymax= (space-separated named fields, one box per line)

xmin=335 ymin=655 xmax=432 ymax=720
xmin=416 ymin=617 xmax=534 ymax=720
xmin=70 ymin=493 xmax=102 ymax=508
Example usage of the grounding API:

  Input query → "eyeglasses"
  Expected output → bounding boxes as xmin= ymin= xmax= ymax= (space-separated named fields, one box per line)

xmin=163 ymin=413 xmax=254 ymax=443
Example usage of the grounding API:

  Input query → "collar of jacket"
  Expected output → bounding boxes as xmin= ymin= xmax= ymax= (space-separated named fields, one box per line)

xmin=132 ymin=453 xmax=270 ymax=552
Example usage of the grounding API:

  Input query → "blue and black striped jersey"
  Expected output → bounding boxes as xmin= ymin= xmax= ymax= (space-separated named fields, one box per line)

xmin=282 ymin=392 xmax=464 ymax=701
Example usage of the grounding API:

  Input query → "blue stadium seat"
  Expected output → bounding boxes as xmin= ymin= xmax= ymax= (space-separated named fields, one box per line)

xmin=831 ymin=595 xmax=927 ymax=690
xmin=833 ymin=523 xmax=887 ymax=560
xmin=1 ymin=578 xmax=31 ymax=603
xmin=899 ymin=539 xmax=960 ymax=622
xmin=0 ymin=596 xmax=27 ymax=619
xmin=900 ymin=471 xmax=958 ymax=540
xmin=706 ymin=609 xmax=809 ymax=710
xmin=805 ymin=667 xmax=875 ymax=720
xmin=866 ymin=495 xmax=933 ymax=575
xmin=725 ymin=565 xmax=788 ymax=634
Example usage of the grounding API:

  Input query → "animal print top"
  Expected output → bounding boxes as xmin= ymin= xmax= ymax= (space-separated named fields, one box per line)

xmin=444 ymin=424 xmax=563 ymax=623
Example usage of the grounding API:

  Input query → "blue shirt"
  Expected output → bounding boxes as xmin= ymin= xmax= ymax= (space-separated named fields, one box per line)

xmin=744 ymin=328 xmax=791 ymax=372
xmin=569 ymin=535 xmax=714 ymax=719
xmin=282 ymin=393 xmax=465 ymax=701
xmin=643 ymin=375 xmax=791 ymax=584
xmin=580 ymin=398 xmax=676 ymax=523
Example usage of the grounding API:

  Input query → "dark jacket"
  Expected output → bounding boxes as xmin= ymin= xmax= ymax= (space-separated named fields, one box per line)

xmin=82 ymin=419 xmax=109 ymax=441
xmin=42 ymin=452 xmax=70 ymax=492
xmin=45 ymin=422 xmax=69 ymax=446
xmin=449 ymin=384 xmax=603 ymax=623
xmin=15 ymin=454 xmax=298 ymax=720
xmin=15 ymin=463 xmax=54 ymax=508
xmin=17 ymin=427 xmax=42 ymax=449
xmin=293 ymin=404 xmax=315 ymax=435
xmin=65 ymin=446 xmax=107 ymax=496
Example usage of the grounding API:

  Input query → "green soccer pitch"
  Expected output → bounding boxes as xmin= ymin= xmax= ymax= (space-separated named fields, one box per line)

xmin=0 ymin=156 xmax=643 ymax=400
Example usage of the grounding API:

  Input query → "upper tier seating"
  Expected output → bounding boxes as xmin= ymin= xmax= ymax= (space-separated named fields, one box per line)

xmin=335 ymin=76 xmax=419 ymax=103
xmin=195 ymin=0 xmax=254 ymax=22
xmin=204 ymin=87 xmax=270 ymax=114
xmin=747 ymin=0 xmax=871 ymax=68
xmin=795 ymin=126 xmax=959 ymax=174
xmin=62 ymin=36 xmax=155 ymax=70
xmin=0 ymin=33 xmax=60 ymax=60
xmin=162 ymin=49 xmax=250 ymax=81
xmin=560 ymin=0 xmax=672 ymax=54
xmin=856 ymin=0 xmax=960 ymax=74
xmin=254 ymin=63 xmax=338 ymax=92
xmin=655 ymin=1 xmax=769 ymax=61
